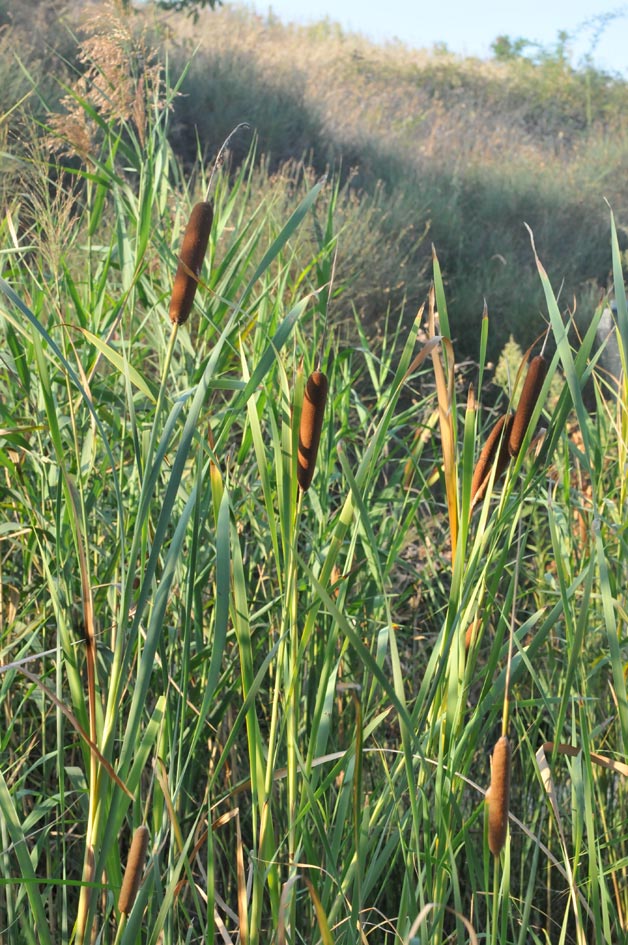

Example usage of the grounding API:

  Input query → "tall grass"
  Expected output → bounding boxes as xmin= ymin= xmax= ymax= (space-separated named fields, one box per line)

xmin=0 ymin=8 xmax=628 ymax=945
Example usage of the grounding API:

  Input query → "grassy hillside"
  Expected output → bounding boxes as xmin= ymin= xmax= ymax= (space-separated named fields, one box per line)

xmin=0 ymin=4 xmax=628 ymax=944
xmin=2 ymin=1 xmax=628 ymax=357
xmin=162 ymin=4 xmax=628 ymax=354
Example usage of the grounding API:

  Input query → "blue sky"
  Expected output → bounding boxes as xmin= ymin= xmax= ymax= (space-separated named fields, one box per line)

xmin=246 ymin=0 xmax=628 ymax=75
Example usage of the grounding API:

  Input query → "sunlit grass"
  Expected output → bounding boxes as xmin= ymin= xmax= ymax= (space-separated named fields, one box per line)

xmin=0 ymin=8 xmax=627 ymax=945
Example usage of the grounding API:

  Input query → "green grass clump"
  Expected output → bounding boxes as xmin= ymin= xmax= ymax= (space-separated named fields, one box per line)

xmin=1 ymin=7 xmax=628 ymax=945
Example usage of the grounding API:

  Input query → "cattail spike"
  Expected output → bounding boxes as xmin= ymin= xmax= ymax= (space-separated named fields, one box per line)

xmin=508 ymin=355 xmax=548 ymax=457
xmin=118 ymin=825 xmax=150 ymax=916
xmin=487 ymin=736 xmax=511 ymax=856
xmin=169 ymin=201 xmax=214 ymax=326
xmin=297 ymin=371 xmax=328 ymax=491
xmin=470 ymin=413 xmax=513 ymax=507
xmin=464 ymin=619 xmax=481 ymax=651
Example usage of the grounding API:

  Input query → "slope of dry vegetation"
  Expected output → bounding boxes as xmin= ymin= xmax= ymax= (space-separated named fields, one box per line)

xmin=2 ymin=0 xmax=628 ymax=357
xmin=160 ymin=3 xmax=628 ymax=354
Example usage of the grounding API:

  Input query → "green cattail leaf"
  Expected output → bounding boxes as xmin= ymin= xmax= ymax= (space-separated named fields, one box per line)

xmin=0 ymin=769 xmax=53 ymax=945
xmin=79 ymin=328 xmax=157 ymax=402
xmin=526 ymin=225 xmax=592 ymax=470
xmin=431 ymin=246 xmax=451 ymax=341
xmin=242 ymin=347 xmax=283 ymax=582
xmin=305 ymin=878 xmax=335 ymax=945
xmin=186 ymin=487 xmax=232 ymax=760
xmin=610 ymin=210 xmax=628 ymax=378
xmin=239 ymin=178 xmax=325 ymax=305
xmin=216 ymin=296 xmax=310 ymax=453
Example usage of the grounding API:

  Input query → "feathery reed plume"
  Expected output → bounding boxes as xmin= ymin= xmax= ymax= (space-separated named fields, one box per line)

xmin=169 ymin=201 xmax=214 ymax=326
xmin=508 ymin=354 xmax=548 ymax=457
xmin=118 ymin=825 xmax=150 ymax=916
xmin=470 ymin=413 xmax=513 ymax=507
xmin=487 ymin=736 xmax=511 ymax=856
xmin=297 ymin=370 xmax=328 ymax=491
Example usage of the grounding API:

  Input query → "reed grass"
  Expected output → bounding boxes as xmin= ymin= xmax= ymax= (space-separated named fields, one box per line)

xmin=0 ymin=16 xmax=627 ymax=945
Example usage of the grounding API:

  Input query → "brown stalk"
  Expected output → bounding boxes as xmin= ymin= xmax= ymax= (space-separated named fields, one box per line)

xmin=543 ymin=742 xmax=628 ymax=778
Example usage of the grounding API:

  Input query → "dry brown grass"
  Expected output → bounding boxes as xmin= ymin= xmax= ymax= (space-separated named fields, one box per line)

xmin=47 ymin=1 xmax=165 ymax=160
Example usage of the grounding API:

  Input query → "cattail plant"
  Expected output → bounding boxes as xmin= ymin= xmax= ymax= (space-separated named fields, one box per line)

xmin=470 ymin=413 xmax=514 ymax=507
xmin=167 ymin=124 xmax=249 ymax=328
xmin=297 ymin=370 xmax=328 ymax=491
xmin=168 ymin=201 xmax=214 ymax=326
xmin=487 ymin=735 xmax=511 ymax=856
xmin=508 ymin=354 xmax=548 ymax=457
xmin=118 ymin=825 xmax=150 ymax=916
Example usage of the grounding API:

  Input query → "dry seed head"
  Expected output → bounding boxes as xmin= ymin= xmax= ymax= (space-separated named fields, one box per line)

xmin=470 ymin=413 xmax=514 ymax=507
xmin=118 ymin=825 xmax=150 ymax=915
xmin=508 ymin=355 xmax=548 ymax=457
xmin=297 ymin=371 xmax=328 ymax=491
xmin=169 ymin=201 xmax=214 ymax=326
xmin=487 ymin=736 xmax=511 ymax=856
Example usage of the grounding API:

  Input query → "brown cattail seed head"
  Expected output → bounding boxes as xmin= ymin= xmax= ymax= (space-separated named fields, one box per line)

xmin=464 ymin=619 xmax=481 ymax=651
xmin=169 ymin=201 xmax=213 ymax=326
xmin=508 ymin=355 xmax=548 ymax=457
xmin=487 ymin=736 xmax=511 ymax=856
xmin=470 ymin=413 xmax=514 ymax=507
xmin=118 ymin=825 xmax=150 ymax=915
xmin=297 ymin=371 xmax=328 ymax=491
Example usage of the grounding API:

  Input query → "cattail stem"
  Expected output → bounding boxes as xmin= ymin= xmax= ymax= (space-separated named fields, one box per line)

xmin=144 ymin=324 xmax=179 ymax=477
xmin=502 ymin=516 xmax=524 ymax=736
xmin=539 ymin=324 xmax=551 ymax=358
xmin=490 ymin=854 xmax=501 ymax=945
xmin=112 ymin=913 xmax=127 ymax=945
xmin=204 ymin=122 xmax=250 ymax=201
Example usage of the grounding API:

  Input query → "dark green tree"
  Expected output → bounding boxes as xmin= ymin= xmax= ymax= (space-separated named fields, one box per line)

xmin=490 ymin=34 xmax=531 ymax=62
xmin=153 ymin=0 xmax=221 ymax=11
